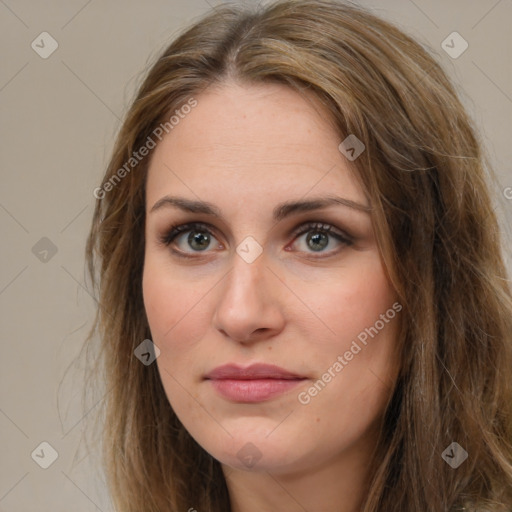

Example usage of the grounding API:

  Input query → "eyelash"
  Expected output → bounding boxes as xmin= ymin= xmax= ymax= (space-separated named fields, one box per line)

xmin=158 ymin=221 xmax=354 ymax=259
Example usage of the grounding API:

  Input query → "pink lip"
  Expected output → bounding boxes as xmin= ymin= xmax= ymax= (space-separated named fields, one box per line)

xmin=204 ymin=363 xmax=307 ymax=403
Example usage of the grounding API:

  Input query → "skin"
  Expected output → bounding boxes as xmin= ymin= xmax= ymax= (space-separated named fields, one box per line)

xmin=142 ymin=81 xmax=401 ymax=512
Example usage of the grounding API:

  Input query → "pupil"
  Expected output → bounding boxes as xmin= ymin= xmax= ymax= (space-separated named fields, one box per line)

xmin=307 ymin=231 xmax=328 ymax=251
xmin=189 ymin=231 xmax=210 ymax=251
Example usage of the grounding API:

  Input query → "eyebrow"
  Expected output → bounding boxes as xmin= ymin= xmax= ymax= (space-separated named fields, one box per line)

xmin=149 ymin=195 xmax=372 ymax=221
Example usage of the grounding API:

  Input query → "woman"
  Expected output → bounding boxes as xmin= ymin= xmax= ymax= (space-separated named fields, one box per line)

xmin=84 ymin=1 xmax=512 ymax=510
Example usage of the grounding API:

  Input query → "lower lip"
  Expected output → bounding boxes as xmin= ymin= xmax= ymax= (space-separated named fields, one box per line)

xmin=208 ymin=378 xmax=306 ymax=403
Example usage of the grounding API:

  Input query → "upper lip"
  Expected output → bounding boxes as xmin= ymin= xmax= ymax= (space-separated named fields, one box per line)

xmin=204 ymin=363 xmax=305 ymax=380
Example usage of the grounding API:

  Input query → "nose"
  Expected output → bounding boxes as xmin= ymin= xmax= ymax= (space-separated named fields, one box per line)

xmin=212 ymin=249 xmax=285 ymax=345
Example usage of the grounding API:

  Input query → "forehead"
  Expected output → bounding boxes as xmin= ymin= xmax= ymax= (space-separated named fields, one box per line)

xmin=146 ymin=81 xmax=366 ymax=209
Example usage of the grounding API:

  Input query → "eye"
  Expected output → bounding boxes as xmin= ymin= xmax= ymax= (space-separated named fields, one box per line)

xmin=159 ymin=222 xmax=222 ymax=258
xmin=158 ymin=221 xmax=353 ymax=259
xmin=288 ymin=222 xmax=353 ymax=256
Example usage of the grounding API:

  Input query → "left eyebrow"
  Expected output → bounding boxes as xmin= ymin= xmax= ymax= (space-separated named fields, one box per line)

xmin=149 ymin=195 xmax=372 ymax=221
xmin=272 ymin=196 xmax=372 ymax=221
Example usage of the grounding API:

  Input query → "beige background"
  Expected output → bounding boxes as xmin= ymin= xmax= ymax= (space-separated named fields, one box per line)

xmin=1 ymin=0 xmax=511 ymax=510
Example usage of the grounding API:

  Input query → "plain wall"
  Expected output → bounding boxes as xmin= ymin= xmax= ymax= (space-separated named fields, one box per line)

xmin=1 ymin=0 xmax=511 ymax=510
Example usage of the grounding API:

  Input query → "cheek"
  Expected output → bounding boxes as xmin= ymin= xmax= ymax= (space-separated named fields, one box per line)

xmin=292 ymin=262 xmax=399 ymax=450
xmin=142 ymin=258 xmax=209 ymax=342
xmin=142 ymin=263 xmax=209 ymax=408
xmin=142 ymin=258 xmax=223 ymax=396
xmin=289 ymin=254 xmax=401 ymax=409
xmin=290 ymin=254 xmax=397 ymax=350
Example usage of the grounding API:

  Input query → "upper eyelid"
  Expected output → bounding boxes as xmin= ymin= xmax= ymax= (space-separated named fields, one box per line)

xmin=162 ymin=220 xmax=352 ymax=246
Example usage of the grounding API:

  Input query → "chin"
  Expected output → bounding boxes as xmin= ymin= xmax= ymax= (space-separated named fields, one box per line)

xmin=218 ymin=446 xmax=297 ymax=473
xmin=200 ymin=430 xmax=315 ymax=474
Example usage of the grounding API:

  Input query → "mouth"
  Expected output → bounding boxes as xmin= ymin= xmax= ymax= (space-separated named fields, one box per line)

xmin=204 ymin=363 xmax=308 ymax=403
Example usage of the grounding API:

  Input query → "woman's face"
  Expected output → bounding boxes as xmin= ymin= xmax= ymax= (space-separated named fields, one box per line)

xmin=142 ymin=81 xmax=401 ymax=475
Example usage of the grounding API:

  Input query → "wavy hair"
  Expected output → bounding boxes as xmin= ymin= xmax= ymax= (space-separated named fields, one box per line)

xmin=84 ymin=1 xmax=512 ymax=510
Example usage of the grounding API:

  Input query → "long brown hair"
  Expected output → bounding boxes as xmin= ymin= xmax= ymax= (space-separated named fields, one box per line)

xmin=84 ymin=1 xmax=512 ymax=510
